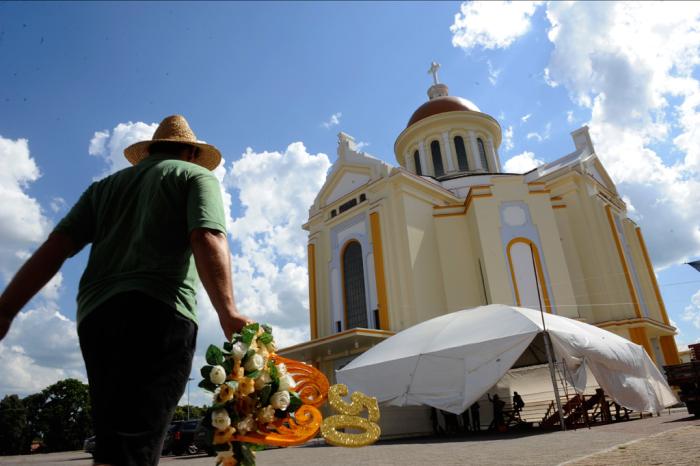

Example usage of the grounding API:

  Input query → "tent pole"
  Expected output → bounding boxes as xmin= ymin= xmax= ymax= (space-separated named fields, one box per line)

xmin=528 ymin=245 xmax=567 ymax=431
xmin=543 ymin=330 xmax=567 ymax=431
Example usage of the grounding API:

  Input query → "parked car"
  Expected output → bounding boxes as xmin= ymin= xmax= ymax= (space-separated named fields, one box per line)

xmin=194 ymin=417 xmax=215 ymax=456
xmin=83 ymin=435 xmax=96 ymax=457
xmin=162 ymin=421 xmax=182 ymax=456
xmin=167 ymin=419 xmax=201 ymax=456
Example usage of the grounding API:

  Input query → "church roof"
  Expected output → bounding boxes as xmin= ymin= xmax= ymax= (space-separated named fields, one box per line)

xmin=406 ymin=95 xmax=480 ymax=128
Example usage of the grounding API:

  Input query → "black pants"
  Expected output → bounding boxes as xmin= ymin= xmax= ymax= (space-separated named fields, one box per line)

xmin=78 ymin=291 xmax=197 ymax=465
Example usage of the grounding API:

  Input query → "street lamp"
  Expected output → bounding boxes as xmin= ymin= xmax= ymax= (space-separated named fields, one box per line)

xmin=187 ymin=377 xmax=194 ymax=420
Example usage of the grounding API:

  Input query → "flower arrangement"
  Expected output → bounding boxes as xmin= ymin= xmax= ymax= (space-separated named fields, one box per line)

xmin=199 ymin=323 xmax=305 ymax=466
xmin=199 ymin=322 xmax=382 ymax=465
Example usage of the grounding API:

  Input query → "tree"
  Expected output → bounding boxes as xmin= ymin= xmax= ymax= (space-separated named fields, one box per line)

xmin=0 ymin=394 xmax=28 ymax=455
xmin=38 ymin=379 xmax=92 ymax=452
xmin=172 ymin=404 xmax=208 ymax=421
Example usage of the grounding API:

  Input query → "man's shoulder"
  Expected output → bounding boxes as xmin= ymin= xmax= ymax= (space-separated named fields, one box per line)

xmin=151 ymin=158 xmax=216 ymax=179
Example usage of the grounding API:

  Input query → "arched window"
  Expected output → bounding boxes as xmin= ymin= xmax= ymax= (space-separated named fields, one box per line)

xmin=430 ymin=140 xmax=444 ymax=177
xmin=413 ymin=150 xmax=422 ymax=176
xmin=454 ymin=136 xmax=469 ymax=171
xmin=342 ymin=241 xmax=368 ymax=329
xmin=477 ymin=138 xmax=488 ymax=171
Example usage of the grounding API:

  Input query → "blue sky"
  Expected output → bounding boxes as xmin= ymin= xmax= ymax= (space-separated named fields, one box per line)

xmin=1 ymin=1 xmax=700 ymax=403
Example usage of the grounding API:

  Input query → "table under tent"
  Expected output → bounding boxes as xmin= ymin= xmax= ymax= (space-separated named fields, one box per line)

xmin=337 ymin=305 xmax=676 ymax=434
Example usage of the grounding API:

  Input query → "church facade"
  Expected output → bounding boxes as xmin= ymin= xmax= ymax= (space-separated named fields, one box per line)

xmin=279 ymin=75 xmax=681 ymax=394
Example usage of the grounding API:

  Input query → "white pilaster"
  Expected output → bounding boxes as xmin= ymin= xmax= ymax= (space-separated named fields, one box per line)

xmin=487 ymin=136 xmax=500 ymax=172
xmin=418 ymin=140 xmax=429 ymax=176
xmin=405 ymin=150 xmax=412 ymax=172
xmin=469 ymin=130 xmax=483 ymax=171
xmin=442 ymin=131 xmax=455 ymax=172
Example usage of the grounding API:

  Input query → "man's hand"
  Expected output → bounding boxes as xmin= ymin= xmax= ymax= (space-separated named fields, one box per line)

xmin=190 ymin=228 xmax=251 ymax=340
xmin=219 ymin=312 xmax=254 ymax=341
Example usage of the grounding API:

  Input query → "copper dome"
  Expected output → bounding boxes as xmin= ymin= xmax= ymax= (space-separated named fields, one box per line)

xmin=407 ymin=96 xmax=479 ymax=128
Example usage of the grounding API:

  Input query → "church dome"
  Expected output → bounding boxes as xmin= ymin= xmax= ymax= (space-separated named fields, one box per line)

xmin=407 ymin=95 xmax=480 ymax=128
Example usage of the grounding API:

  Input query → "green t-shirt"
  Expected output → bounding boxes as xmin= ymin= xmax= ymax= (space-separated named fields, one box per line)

xmin=54 ymin=153 xmax=227 ymax=326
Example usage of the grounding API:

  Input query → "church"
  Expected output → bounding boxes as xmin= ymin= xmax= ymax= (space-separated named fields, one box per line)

xmin=279 ymin=65 xmax=681 ymax=433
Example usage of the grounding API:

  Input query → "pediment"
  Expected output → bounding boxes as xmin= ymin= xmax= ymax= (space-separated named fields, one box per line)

xmin=323 ymin=167 xmax=372 ymax=205
xmin=585 ymin=156 xmax=617 ymax=194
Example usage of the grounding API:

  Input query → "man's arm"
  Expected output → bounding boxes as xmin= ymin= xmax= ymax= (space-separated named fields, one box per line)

xmin=0 ymin=232 xmax=75 ymax=341
xmin=190 ymin=228 xmax=250 ymax=339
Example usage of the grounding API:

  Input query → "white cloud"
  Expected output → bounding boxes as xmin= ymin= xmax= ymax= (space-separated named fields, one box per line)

xmin=49 ymin=196 xmax=66 ymax=213
xmin=542 ymin=1 xmax=700 ymax=268
xmin=487 ymin=60 xmax=502 ymax=86
xmin=566 ymin=110 xmax=575 ymax=124
xmin=503 ymin=151 xmax=544 ymax=173
xmin=0 ymin=135 xmax=51 ymax=282
xmin=520 ymin=113 xmax=532 ymax=123
xmin=683 ymin=289 xmax=700 ymax=329
xmin=543 ymin=67 xmax=558 ymax=87
xmin=0 ymin=305 xmax=85 ymax=396
xmin=355 ymin=141 xmax=370 ymax=151
xmin=451 ymin=1 xmax=543 ymax=50
xmin=89 ymin=121 xmax=158 ymax=177
xmin=321 ymin=112 xmax=342 ymax=129
xmin=526 ymin=122 xmax=551 ymax=142
xmin=504 ymin=125 xmax=514 ymax=151
xmin=225 ymin=142 xmax=331 ymax=336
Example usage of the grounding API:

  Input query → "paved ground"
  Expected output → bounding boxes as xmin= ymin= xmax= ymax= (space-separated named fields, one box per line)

xmin=1 ymin=411 xmax=697 ymax=466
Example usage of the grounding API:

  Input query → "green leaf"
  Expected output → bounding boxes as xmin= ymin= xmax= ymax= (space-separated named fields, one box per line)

xmin=242 ymin=348 xmax=255 ymax=366
xmin=241 ymin=323 xmax=259 ymax=345
xmin=268 ymin=360 xmax=279 ymax=380
xmin=206 ymin=345 xmax=224 ymax=366
xmin=262 ymin=324 xmax=273 ymax=334
xmin=245 ymin=369 xmax=261 ymax=379
xmin=259 ymin=384 xmax=272 ymax=407
xmin=258 ymin=332 xmax=273 ymax=345
xmin=222 ymin=358 xmax=234 ymax=375
xmin=200 ymin=365 xmax=214 ymax=380
xmin=198 ymin=378 xmax=218 ymax=393
xmin=223 ymin=341 xmax=233 ymax=352
xmin=288 ymin=391 xmax=302 ymax=413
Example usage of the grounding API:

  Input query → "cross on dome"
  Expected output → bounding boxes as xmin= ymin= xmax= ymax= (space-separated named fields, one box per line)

xmin=428 ymin=61 xmax=441 ymax=85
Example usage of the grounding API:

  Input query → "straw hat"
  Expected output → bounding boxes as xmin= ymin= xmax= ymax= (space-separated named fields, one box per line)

xmin=123 ymin=115 xmax=221 ymax=171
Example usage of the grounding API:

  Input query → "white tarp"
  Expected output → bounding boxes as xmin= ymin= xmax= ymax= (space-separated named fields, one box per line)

xmin=336 ymin=305 xmax=676 ymax=415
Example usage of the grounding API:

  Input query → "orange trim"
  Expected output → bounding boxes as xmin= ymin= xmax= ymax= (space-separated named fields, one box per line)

xmin=468 ymin=184 xmax=495 ymax=189
xmin=434 ymin=204 xmax=463 ymax=210
xmin=506 ymin=238 xmax=553 ymax=313
xmin=659 ymin=335 xmax=681 ymax=365
xmin=370 ymin=212 xmax=390 ymax=331
xmin=529 ymin=189 xmax=552 ymax=194
xmin=527 ymin=181 xmax=546 ymax=186
xmin=628 ymin=326 xmax=654 ymax=361
xmin=635 ymin=227 xmax=670 ymax=325
xmin=552 ymin=205 xmax=567 ymax=209
xmin=550 ymin=196 xmax=563 ymax=201
xmin=307 ymin=244 xmax=318 ymax=339
xmin=605 ymin=205 xmax=642 ymax=319
xmin=433 ymin=192 xmax=493 ymax=218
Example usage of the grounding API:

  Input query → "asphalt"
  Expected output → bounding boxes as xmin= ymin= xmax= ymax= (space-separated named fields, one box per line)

xmin=1 ymin=410 xmax=697 ymax=466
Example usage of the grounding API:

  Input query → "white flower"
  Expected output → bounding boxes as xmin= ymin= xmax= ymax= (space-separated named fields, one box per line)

xmin=270 ymin=391 xmax=291 ymax=410
xmin=245 ymin=353 xmax=265 ymax=372
xmin=210 ymin=365 xmax=227 ymax=385
xmin=211 ymin=409 xmax=231 ymax=431
xmin=256 ymin=405 xmax=276 ymax=424
xmin=278 ymin=373 xmax=296 ymax=391
xmin=231 ymin=341 xmax=248 ymax=360
xmin=254 ymin=371 xmax=272 ymax=390
xmin=236 ymin=414 xmax=256 ymax=435
xmin=276 ymin=363 xmax=288 ymax=375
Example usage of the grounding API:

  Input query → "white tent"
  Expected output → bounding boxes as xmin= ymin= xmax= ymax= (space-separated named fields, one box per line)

xmin=336 ymin=305 xmax=676 ymax=415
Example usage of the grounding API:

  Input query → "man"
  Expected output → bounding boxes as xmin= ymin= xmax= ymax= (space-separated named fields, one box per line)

xmin=512 ymin=391 xmax=525 ymax=417
xmin=0 ymin=115 xmax=250 ymax=465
